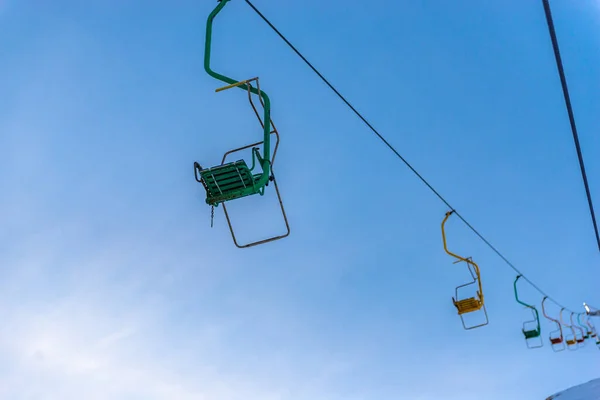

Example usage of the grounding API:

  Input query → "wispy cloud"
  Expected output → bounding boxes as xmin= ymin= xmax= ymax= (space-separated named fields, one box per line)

xmin=0 ymin=169 xmax=354 ymax=400
xmin=0 ymin=222 xmax=346 ymax=400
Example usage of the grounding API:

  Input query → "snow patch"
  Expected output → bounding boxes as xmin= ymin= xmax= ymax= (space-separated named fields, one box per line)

xmin=546 ymin=378 xmax=600 ymax=400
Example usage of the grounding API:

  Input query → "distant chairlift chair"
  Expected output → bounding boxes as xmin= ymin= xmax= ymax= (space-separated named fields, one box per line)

xmin=570 ymin=312 xmax=586 ymax=348
xmin=542 ymin=297 xmax=565 ymax=352
xmin=441 ymin=210 xmax=488 ymax=330
xmin=577 ymin=313 xmax=592 ymax=341
xmin=513 ymin=275 xmax=543 ymax=349
xmin=583 ymin=315 xmax=600 ymax=349
xmin=559 ymin=308 xmax=579 ymax=351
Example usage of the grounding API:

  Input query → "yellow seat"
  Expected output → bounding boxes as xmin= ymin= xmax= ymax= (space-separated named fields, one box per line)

xmin=454 ymin=296 xmax=483 ymax=315
xmin=566 ymin=338 xmax=577 ymax=346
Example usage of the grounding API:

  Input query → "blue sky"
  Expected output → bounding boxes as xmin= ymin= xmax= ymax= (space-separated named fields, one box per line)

xmin=1 ymin=0 xmax=599 ymax=399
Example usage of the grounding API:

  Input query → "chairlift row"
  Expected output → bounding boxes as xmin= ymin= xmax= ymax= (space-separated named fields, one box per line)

xmin=441 ymin=210 xmax=600 ymax=351
xmin=195 ymin=2 xmax=599 ymax=353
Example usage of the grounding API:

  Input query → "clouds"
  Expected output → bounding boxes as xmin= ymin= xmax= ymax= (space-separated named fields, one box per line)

xmin=0 ymin=140 xmax=352 ymax=399
xmin=0 ymin=219 xmax=309 ymax=400
xmin=0 ymin=236 xmax=357 ymax=400
xmin=1 ymin=300 xmax=226 ymax=400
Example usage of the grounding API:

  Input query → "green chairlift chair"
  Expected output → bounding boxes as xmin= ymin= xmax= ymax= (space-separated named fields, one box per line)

xmin=513 ymin=275 xmax=542 ymax=349
xmin=194 ymin=0 xmax=290 ymax=248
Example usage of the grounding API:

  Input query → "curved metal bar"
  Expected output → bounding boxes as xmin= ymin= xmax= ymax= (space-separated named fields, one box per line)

xmin=514 ymin=275 xmax=541 ymax=335
xmin=441 ymin=211 xmax=484 ymax=305
xmin=542 ymin=297 xmax=564 ymax=352
xmin=204 ymin=0 xmax=271 ymax=187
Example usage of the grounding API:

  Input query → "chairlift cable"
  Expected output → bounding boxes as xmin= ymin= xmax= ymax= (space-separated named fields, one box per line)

xmin=541 ymin=0 xmax=600 ymax=252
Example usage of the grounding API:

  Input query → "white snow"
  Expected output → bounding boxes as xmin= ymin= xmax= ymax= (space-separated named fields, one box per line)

xmin=546 ymin=378 xmax=600 ymax=400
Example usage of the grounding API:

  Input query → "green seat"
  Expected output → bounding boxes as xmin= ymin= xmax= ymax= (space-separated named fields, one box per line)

xmin=523 ymin=328 xmax=541 ymax=339
xmin=196 ymin=160 xmax=262 ymax=206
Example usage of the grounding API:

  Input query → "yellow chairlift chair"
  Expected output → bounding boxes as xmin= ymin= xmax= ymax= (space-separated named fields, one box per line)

xmin=441 ymin=211 xmax=488 ymax=330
